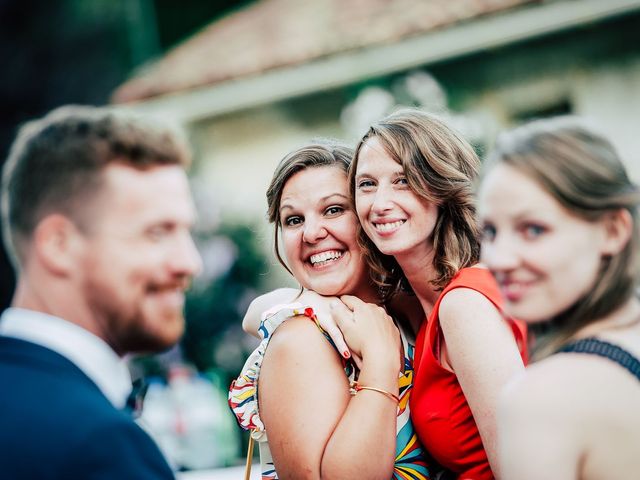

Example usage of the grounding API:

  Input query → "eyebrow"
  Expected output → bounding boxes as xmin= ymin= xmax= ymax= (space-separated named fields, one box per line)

xmin=280 ymin=193 xmax=349 ymax=214
xmin=355 ymin=169 xmax=404 ymax=181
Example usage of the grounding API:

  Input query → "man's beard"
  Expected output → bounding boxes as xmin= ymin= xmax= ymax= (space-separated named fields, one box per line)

xmin=85 ymin=284 xmax=185 ymax=356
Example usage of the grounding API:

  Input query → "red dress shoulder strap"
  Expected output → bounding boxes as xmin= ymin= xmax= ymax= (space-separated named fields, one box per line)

xmin=414 ymin=267 xmax=528 ymax=372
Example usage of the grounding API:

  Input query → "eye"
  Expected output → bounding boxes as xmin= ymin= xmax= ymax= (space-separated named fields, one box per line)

xmin=146 ymin=224 xmax=173 ymax=241
xmin=521 ymin=223 xmax=546 ymax=240
xmin=325 ymin=205 xmax=345 ymax=216
xmin=394 ymin=176 xmax=409 ymax=186
xmin=283 ymin=215 xmax=303 ymax=227
xmin=481 ymin=223 xmax=497 ymax=242
xmin=357 ymin=178 xmax=375 ymax=190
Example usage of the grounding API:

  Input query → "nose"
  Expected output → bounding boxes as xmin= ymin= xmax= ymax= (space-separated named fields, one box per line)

xmin=371 ymin=183 xmax=394 ymax=215
xmin=302 ymin=216 xmax=328 ymax=244
xmin=169 ymin=231 xmax=203 ymax=278
xmin=481 ymin=233 xmax=520 ymax=273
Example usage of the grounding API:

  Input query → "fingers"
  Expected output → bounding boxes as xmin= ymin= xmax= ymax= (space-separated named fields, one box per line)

xmin=330 ymin=299 xmax=354 ymax=330
xmin=297 ymin=291 xmax=352 ymax=359
xmin=319 ymin=317 xmax=350 ymax=360
xmin=351 ymin=352 xmax=363 ymax=370
xmin=339 ymin=295 xmax=363 ymax=311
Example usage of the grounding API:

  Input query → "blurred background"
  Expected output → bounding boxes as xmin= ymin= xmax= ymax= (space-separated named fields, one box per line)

xmin=2 ymin=0 xmax=640 ymax=475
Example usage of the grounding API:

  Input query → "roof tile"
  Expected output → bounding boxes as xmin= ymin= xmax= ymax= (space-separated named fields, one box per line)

xmin=113 ymin=0 xmax=538 ymax=103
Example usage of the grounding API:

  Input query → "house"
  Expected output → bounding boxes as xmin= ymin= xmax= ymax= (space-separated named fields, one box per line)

xmin=113 ymin=0 xmax=640 ymax=282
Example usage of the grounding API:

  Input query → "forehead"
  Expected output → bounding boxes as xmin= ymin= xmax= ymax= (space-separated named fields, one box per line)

xmin=93 ymin=163 xmax=195 ymax=226
xmin=356 ymin=137 xmax=400 ymax=171
xmin=478 ymin=164 xmax=559 ymax=217
xmin=282 ymin=165 xmax=348 ymax=200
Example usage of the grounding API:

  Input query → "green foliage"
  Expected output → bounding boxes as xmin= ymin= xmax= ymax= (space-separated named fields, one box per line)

xmin=182 ymin=222 xmax=268 ymax=380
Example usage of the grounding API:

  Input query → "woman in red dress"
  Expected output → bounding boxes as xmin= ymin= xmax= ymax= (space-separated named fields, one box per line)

xmin=347 ymin=109 xmax=528 ymax=479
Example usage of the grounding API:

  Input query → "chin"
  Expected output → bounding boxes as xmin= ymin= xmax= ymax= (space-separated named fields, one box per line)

xmin=139 ymin=314 xmax=185 ymax=351
xmin=142 ymin=328 xmax=184 ymax=353
xmin=312 ymin=279 xmax=352 ymax=296
xmin=311 ymin=285 xmax=342 ymax=296
xmin=507 ymin=305 xmax=546 ymax=325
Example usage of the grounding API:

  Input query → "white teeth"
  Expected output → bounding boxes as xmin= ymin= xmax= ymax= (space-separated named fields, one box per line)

xmin=374 ymin=220 xmax=405 ymax=232
xmin=309 ymin=250 xmax=343 ymax=266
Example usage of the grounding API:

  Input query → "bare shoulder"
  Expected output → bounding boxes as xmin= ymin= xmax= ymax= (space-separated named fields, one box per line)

xmin=438 ymin=287 xmax=502 ymax=327
xmin=498 ymin=358 xmax=587 ymax=446
xmin=503 ymin=358 xmax=578 ymax=407
xmin=503 ymin=354 xmax=640 ymax=421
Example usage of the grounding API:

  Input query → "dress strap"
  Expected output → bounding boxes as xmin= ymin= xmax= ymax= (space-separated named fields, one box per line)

xmin=558 ymin=337 xmax=640 ymax=381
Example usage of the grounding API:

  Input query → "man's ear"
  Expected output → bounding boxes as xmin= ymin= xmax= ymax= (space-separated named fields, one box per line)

xmin=32 ymin=214 xmax=84 ymax=276
xmin=600 ymin=209 xmax=633 ymax=257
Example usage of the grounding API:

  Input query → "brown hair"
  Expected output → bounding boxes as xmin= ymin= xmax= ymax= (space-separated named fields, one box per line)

xmin=1 ymin=105 xmax=191 ymax=266
xmin=484 ymin=116 xmax=640 ymax=357
xmin=266 ymin=140 xmax=354 ymax=276
xmin=349 ymin=109 xmax=481 ymax=298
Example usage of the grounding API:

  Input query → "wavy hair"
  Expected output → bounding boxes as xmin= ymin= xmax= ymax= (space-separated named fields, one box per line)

xmin=349 ymin=109 xmax=481 ymax=299
xmin=483 ymin=116 xmax=640 ymax=357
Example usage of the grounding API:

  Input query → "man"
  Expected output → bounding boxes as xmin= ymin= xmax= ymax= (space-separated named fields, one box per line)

xmin=0 ymin=106 xmax=202 ymax=479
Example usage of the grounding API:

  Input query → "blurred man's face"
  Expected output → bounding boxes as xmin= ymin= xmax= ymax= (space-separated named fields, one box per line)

xmin=77 ymin=163 xmax=202 ymax=355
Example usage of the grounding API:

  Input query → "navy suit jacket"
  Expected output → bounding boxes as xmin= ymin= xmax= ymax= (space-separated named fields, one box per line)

xmin=0 ymin=336 xmax=175 ymax=479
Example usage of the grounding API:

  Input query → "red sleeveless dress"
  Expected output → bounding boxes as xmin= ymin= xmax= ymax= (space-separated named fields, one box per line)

xmin=410 ymin=267 xmax=528 ymax=479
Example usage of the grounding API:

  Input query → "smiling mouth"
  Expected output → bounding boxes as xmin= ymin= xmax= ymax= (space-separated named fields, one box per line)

xmin=373 ymin=220 xmax=405 ymax=232
xmin=309 ymin=250 xmax=344 ymax=267
xmin=500 ymin=281 xmax=532 ymax=302
xmin=146 ymin=286 xmax=186 ymax=309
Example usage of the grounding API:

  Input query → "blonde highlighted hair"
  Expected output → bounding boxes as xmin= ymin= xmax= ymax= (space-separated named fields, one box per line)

xmin=349 ymin=109 xmax=481 ymax=299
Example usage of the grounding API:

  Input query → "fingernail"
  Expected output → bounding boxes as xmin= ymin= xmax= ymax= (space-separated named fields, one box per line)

xmin=343 ymin=351 xmax=350 ymax=358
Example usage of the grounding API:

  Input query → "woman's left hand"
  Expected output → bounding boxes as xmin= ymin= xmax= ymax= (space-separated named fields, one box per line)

xmin=332 ymin=295 xmax=401 ymax=372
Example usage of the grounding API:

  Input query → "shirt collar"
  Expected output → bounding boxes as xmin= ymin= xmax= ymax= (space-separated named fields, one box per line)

xmin=0 ymin=307 xmax=132 ymax=408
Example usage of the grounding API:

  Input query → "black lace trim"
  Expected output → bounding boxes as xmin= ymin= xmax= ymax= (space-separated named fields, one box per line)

xmin=558 ymin=337 xmax=640 ymax=381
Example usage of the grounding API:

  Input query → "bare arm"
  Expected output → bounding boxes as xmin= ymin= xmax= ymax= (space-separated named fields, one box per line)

xmin=438 ymin=288 xmax=525 ymax=479
xmin=498 ymin=364 xmax=583 ymax=480
xmin=259 ymin=300 xmax=400 ymax=479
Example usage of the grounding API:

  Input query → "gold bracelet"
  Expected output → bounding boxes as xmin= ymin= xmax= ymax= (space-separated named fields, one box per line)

xmin=349 ymin=381 xmax=399 ymax=404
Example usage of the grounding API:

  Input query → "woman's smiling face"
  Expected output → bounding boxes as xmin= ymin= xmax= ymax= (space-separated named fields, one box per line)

xmin=478 ymin=163 xmax=609 ymax=323
xmin=279 ymin=165 xmax=370 ymax=298
xmin=354 ymin=137 xmax=439 ymax=262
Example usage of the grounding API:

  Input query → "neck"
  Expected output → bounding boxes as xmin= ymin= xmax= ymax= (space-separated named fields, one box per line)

xmin=394 ymin=247 xmax=440 ymax=316
xmin=11 ymin=276 xmax=106 ymax=345
xmin=574 ymin=297 xmax=640 ymax=339
xmin=351 ymin=282 xmax=382 ymax=305
xmin=530 ymin=295 xmax=640 ymax=360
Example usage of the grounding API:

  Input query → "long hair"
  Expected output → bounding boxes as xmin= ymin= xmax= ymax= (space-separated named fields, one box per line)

xmin=484 ymin=116 xmax=640 ymax=358
xmin=266 ymin=140 xmax=353 ymax=275
xmin=349 ymin=109 xmax=481 ymax=300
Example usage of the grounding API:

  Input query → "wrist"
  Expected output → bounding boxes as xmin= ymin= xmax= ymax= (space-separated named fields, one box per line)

xmin=358 ymin=356 xmax=401 ymax=385
xmin=360 ymin=345 xmax=401 ymax=371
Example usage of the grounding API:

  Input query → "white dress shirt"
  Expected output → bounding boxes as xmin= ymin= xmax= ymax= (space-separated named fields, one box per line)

xmin=0 ymin=307 xmax=132 ymax=409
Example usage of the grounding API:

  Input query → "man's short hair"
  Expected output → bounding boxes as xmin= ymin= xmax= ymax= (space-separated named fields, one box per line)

xmin=1 ymin=105 xmax=192 ymax=267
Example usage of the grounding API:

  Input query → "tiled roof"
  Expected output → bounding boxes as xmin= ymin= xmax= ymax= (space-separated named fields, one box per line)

xmin=113 ymin=0 xmax=538 ymax=103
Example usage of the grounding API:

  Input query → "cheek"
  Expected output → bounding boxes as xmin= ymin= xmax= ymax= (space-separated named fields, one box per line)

xmin=540 ymin=239 xmax=602 ymax=307
xmin=354 ymin=196 xmax=368 ymax=222
xmin=565 ymin=248 xmax=602 ymax=293
xmin=341 ymin=215 xmax=359 ymax=243
xmin=281 ymin=231 xmax=302 ymax=267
